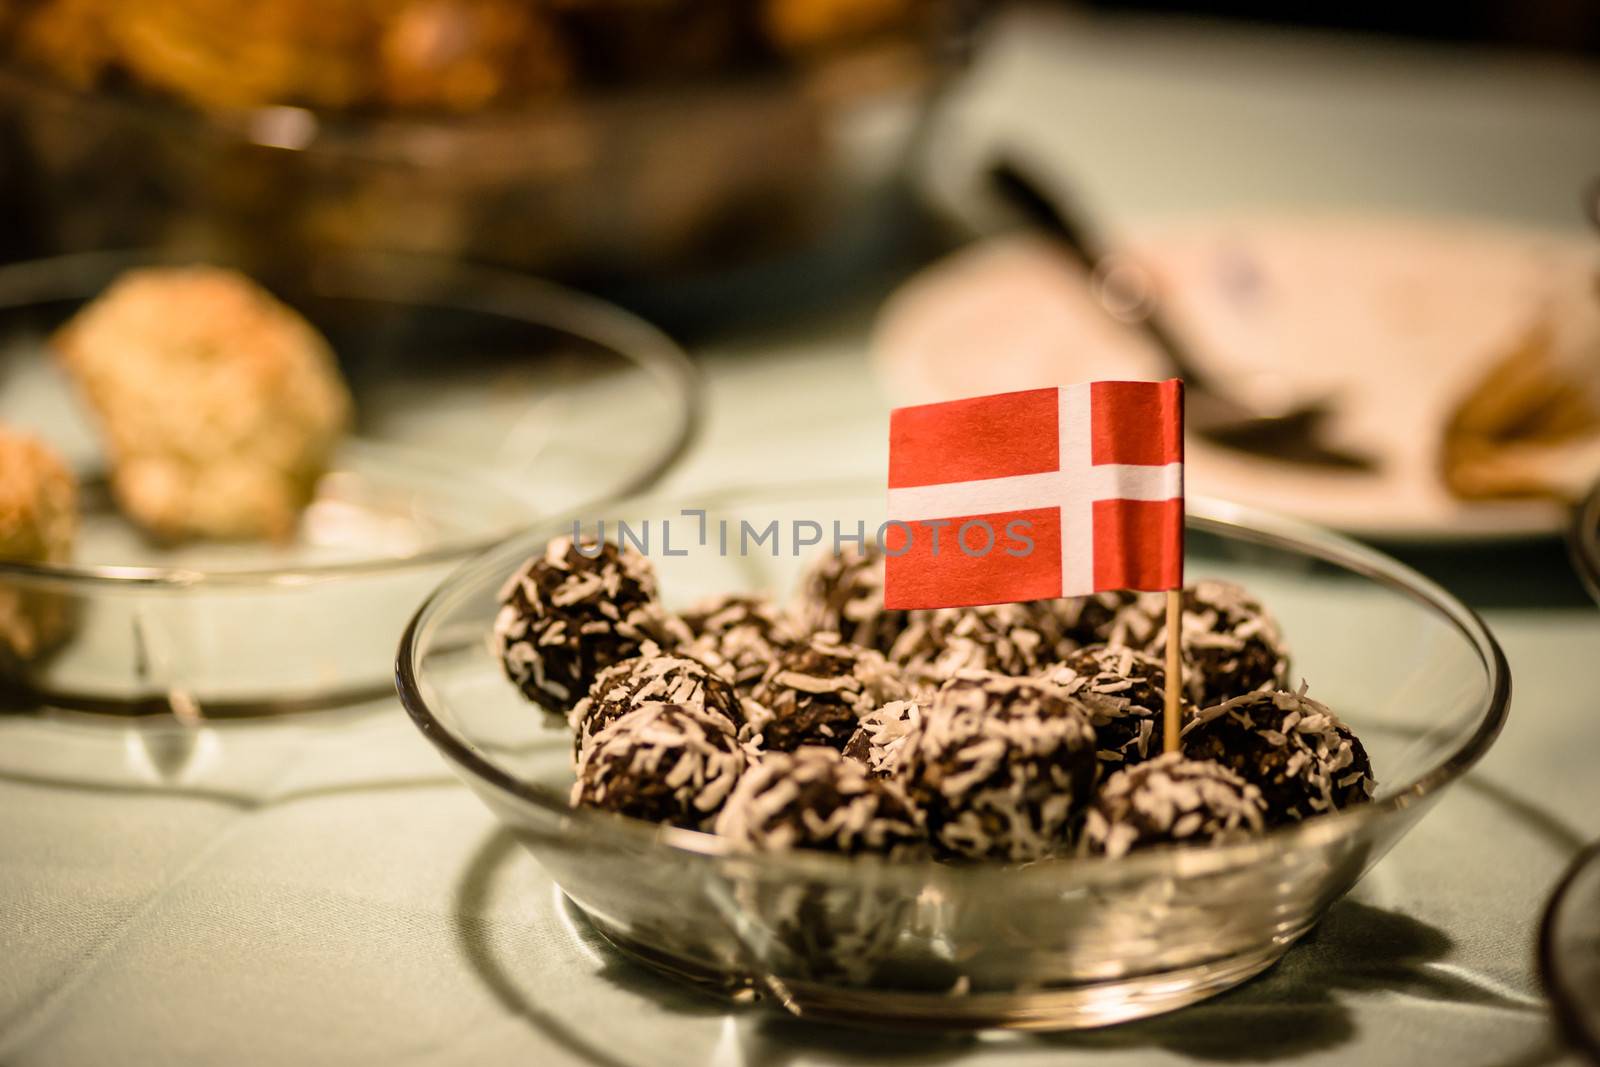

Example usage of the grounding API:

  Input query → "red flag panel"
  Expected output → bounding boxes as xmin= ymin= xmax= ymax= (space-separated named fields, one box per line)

xmin=1092 ymin=498 xmax=1184 ymax=591
xmin=883 ymin=507 xmax=1062 ymax=610
xmin=1090 ymin=380 xmax=1184 ymax=467
xmin=888 ymin=387 xmax=1059 ymax=489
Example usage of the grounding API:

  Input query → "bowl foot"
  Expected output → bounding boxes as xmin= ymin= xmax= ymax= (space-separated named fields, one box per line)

xmin=577 ymin=899 xmax=1297 ymax=1032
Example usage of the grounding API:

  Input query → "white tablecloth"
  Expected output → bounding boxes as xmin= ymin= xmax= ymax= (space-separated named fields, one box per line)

xmin=5 ymin=10 xmax=1600 ymax=1065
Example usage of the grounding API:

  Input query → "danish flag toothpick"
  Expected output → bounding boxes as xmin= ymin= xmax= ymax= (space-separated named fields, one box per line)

xmin=885 ymin=379 xmax=1188 ymax=751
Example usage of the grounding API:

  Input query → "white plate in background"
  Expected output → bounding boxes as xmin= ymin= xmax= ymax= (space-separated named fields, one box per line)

xmin=874 ymin=215 xmax=1594 ymax=542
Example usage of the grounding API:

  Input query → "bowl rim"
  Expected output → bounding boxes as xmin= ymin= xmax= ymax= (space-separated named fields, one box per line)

xmin=0 ymin=248 xmax=704 ymax=588
xmin=394 ymin=480 xmax=1513 ymax=880
xmin=1566 ymin=477 xmax=1600 ymax=607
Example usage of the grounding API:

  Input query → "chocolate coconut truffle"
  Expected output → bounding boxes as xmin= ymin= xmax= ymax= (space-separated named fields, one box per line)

xmin=714 ymin=747 xmax=924 ymax=857
xmin=842 ymin=699 xmax=923 ymax=777
xmin=886 ymin=601 xmax=1077 ymax=688
xmin=570 ymin=650 xmax=746 ymax=757
xmin=795 ymin=544 xmax=908 ymax=652
xmin=493 ymin=535 xmax=689 ymax=713
xmin=1039 ymin=644 xmax=1175 ymax=769
xmin=1182 ymin=688 xmax=1374 ymax=825
xmin=750 ymin=634 xmax=906 ymax=753
xmin=1054 ymin=590 xmax=1145 ymax=646
xmin=681 ymin=592 xmax=798 ymax=691
xmin=901 ymin=672 xmax=1099 ymax=862
xmin=1082 ymin=753 xmax=1267 ymax=858
xmin=571 ymin=702 xmax=747 ymax=830
xmin=1147 ymin=581 xmax=1291 ymax=705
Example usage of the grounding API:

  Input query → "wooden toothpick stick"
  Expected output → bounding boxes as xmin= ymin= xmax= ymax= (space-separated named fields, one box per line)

xmin=1164 ymin=587 xmax=1183 ymax=754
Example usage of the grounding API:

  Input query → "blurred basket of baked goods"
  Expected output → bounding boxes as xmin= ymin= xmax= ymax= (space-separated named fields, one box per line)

xmin=0 ymin=0 xmax=967 ymax=297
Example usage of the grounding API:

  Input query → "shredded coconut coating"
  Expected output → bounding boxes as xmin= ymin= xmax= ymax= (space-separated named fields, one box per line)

xmin=1103 ymin=580 xmax=1291 ymax=705
xmin=1037 ymin=643 xmax=1179 ymax=769
xmin=680 ymin=592 xmax=799 ymax=692
xmin=794 ymin=544 xmax=909 ymax=653
xmin=886 ymin=601 xmax=1079 ymax=690
xmin=571 ymin=702 xmax=747 ymax=830
xmin=52 ymin=266 xmax=351 ymax=542
xmin=570 ymin=648 xmax=748 ymax=757
xmin=0 ymin=427 xmax=78 ymax=661
xmin=1083 ymin=753 xmax=1267 ymax=858
xmin=901 ymin=671 xmax=1099 ymax=863
xmin=842 ymin=699 xmax=923 ymax=777
xmin=714 ymin=747 xmax=924 ymax=857
xmin=1183 ymin=686 xmax=1375 ymax=825
xmin=493 ymin=535 xmax=690 ymax=714
xmin=749 ymin=633 xmax=907 ymax=753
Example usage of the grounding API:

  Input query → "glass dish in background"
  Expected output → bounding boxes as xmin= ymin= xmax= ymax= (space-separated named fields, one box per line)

xmin=1569 ymin=478 xmax=1600 ymax=607
xmin=0 ymin=2 xmax=970 ymax=302
xmin=397 ymin=481 xmax=1510 ymax=1030
xmin=0 ymin=250 xmax=701 ymax=714
xmin=1542 ymin=840 xmax=1600 ymax=1064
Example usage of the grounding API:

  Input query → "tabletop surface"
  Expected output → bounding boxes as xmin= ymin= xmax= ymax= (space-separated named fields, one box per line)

xmin=5 ymin=9 xmax=1600 ymax=1066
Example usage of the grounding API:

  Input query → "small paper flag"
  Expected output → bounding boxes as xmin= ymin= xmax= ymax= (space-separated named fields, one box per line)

xmin=884 ymin=380 xmax=1184 ymax=610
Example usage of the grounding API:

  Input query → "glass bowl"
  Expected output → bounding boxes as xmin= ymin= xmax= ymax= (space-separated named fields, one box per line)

xmin=396 ymin=481 xmax=1510 ymax=1031
xmin=1542 ymin=839 xmax=1600 ymax=1063
xmin=1570 ymin=477 xmax=1600 ymax=607
xmin=0 ymin=250 xmax=700 ymax=714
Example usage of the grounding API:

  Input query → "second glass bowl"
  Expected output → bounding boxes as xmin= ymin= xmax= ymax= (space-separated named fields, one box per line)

xmin=397 ymin=481 xmax=1510 ymax=1030
xmin=0 ymin=250 xmax=700 ymax=713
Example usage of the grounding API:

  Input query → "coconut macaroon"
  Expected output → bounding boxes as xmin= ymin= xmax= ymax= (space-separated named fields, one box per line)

xmin=1083 ymin=753 xmax=1267 ymax=858
xmin=714 ymin=747 xmax=924 ymax=857
xmin=52 ymin=266 xmax=351 ymax=541
xmin=0 ymin=427 xmax=78 ymax=663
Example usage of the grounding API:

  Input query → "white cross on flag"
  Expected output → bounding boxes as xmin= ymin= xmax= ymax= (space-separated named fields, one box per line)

xmin=884 ymin=380 xmax=1184 ymax=610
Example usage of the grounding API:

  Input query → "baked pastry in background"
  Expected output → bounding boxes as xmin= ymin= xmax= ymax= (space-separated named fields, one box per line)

xmin=1442 ymin=283 xmax=1600 ymax=501
xmin=0 ymin=426 xmax=77 ymax=664
xmin=1 ymin=0 xmax=919 ymax=113
xmin=53 ymin=266 xmax=351 ymax=542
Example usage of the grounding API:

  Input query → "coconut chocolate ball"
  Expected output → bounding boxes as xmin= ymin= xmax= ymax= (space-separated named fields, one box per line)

xmin=571 ymin=702 xmax=747 ymax=830
xmin=1145 ymin=581 xmax=1291 ymax=705
xmin=493 ymin=535 xmax=689 ymax=714
xmin=1054 ymin=590 xmax=1145 ymax=646
xmin=842 ymin=699 xmax=923 ymax=777
xmin=750 ymin=634 xmax=906 ymax=753
xmin=1038 ymin=644 xmax=1176 ymax=769
xmin=714 ymin=747 xmax=924 ymax=857
xmin=681 ymin=592 xmax=798 ymax=691
xmin=886 ymin=601 xmax=1077 ymax=689
xmin=1182 ymin=688 xmax=1374 ymax=826
xmin=1082 ymin=753 xmax=1268 ymax=858
xmin=570 ymin=649 xmax=746 ymax=757
xmin=794 ymin=544 xmax=908 ymax=653
xmin=901 ymin=672 xmax=1099 ymax=863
